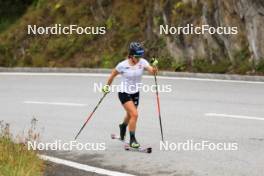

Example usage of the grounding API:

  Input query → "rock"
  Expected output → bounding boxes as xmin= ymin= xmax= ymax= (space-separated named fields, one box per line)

xmin=153 ymin=0 xmax=264 ymax=65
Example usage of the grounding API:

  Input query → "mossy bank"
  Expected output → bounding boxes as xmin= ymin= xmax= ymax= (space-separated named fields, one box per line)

xmin=0 ymin=0 xmax=264 ymax=74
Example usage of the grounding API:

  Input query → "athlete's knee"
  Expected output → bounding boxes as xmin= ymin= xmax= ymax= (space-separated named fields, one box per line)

xmin=129 ymin=111 xmax=138 ymax=119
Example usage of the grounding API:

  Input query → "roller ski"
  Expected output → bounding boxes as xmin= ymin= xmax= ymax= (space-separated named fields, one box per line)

xmin=111 ymin=134 xmax=152 ymax=153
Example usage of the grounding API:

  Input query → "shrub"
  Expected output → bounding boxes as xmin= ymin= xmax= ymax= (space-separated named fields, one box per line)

xmin=256 ymin=59 xmax=264 ymax=74
xmin=192 ymin=58 xmax=231 ymax=73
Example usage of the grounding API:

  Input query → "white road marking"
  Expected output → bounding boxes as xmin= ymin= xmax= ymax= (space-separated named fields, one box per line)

xmin=24 ymin=101 xmax=87 ymax=107
xmin=1 ymin=72 xmax=264 ymax=84
xmin=205 ymin=113 xmax=264 ymax=121
xmin=39 ymin=154 xmax=136 ymax=176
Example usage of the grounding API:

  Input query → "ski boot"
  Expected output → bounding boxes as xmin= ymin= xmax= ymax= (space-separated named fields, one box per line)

xmin=130 ymin=137 xmax=140 ymax=148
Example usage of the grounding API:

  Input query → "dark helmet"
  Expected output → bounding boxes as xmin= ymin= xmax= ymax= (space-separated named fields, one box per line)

xmin=129 ymin=42 xmax=144 ymax=57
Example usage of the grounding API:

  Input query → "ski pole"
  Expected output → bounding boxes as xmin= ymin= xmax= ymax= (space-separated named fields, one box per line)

xmin=151 ymin=57 xmax=164 ymax=141
xmin=153 ymin=71 xmax=164 ymax=141
xmin=74 ymin=92 xmax=108 ymax=140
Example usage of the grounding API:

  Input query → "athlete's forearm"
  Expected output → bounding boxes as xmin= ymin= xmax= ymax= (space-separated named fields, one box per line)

xmin=107 ymin=76 xmax=114 ymax=85
xmin=146 ymin=66 xmax=157 ymax=75
xmin=106 ymin=69 xmax=119 ymax=85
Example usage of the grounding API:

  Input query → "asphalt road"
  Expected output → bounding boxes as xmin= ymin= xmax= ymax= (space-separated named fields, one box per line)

xmin=1 ymin=72 xmax=264 ymax=176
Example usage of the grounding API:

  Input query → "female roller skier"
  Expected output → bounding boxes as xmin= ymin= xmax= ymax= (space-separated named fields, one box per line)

xmin=102 ymin=42 xmax=158 ymax=148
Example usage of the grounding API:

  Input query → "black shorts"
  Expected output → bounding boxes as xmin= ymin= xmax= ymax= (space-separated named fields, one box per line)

xmin=118 ymin=92 xmax=140 ymax=107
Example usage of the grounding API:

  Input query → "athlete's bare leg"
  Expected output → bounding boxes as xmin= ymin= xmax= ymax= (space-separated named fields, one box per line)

xmin=123 ymin=112 xmax=130 ymax=125
xmin=122 ymin=101 xmax=138 ymax=132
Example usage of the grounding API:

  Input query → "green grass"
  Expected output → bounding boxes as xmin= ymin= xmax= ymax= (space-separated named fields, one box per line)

xmin=191 ymin=58 xmax=231 ymax=73
xmin=256 ymin=59 xmax=264 ymax=74
xmin=0 ymin=120 xmax=44 ymax=176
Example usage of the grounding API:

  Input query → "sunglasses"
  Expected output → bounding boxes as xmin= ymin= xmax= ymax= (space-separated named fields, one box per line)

xmin=133 ymin=55 xmax=142 ymax=59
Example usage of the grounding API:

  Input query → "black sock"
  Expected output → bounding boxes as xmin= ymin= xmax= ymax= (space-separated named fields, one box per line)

xmin=130 ymin=131 xmax=136 ymax=141
xmin=121 ymin=122 xmax=127 ymax=127
xmin=120 ymin=122 xmax=127 ymax=129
